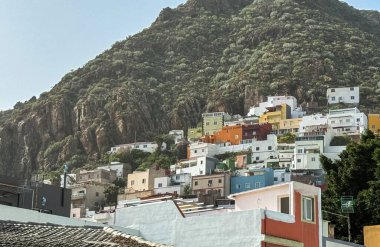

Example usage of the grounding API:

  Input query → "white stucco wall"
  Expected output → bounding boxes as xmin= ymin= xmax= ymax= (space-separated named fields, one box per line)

xmin=174 ymin=209 xmax=263 ymax=247
xmin=115 ymin=201 xmax=183 ymax=245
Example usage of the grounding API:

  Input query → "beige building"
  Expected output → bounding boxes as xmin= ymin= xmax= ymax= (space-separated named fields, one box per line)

xmin=278 ymin=118 xmax=302 ymax=134
xmin=76 ymin=169 xmax=117 ymax=184
xmin=192 ymin=172 xmax=231 ymax=197
xmin=70 ymin=183 xmax=106 ymax=218
xmin=126 ymin=167 xmax=167 ymax=193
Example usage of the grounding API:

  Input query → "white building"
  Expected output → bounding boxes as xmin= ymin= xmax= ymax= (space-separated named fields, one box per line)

xmin=172 ymin=156 xmax=219 ymax=176
xmin=299 ymin=114 xmax=329 ymax=134
xmin=110 ymin=142 xmax=159 ymax=153
xmin=169 ymin=130 xmax=184 ymax=144
xmin=97 ymin=162 xmax=126 ymax=178
xmin=327 ymin=87 xmax=359 ymax=104
xmin=293 ymin=136 xmax=324 ymax=170
xmin=250 ymin=135 xmax=278 ymax=163
xmin=188 ymin=142 xmax=219 ymax=159
xmin=154 ymin=173 xmax=191 ymax=196
xmin=273 ymin=169 xmax=291 ymax=185
xmin=277 ymin=143 xmax=295 ymax=168
xmin=327 ymin=108 xmax=367 ymax=136
xmin=248 ymin=96 xmax=304 ymax=118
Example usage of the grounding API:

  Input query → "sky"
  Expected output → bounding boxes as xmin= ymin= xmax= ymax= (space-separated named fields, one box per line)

xmin=0 ymin=0 xmax=379 ymax=110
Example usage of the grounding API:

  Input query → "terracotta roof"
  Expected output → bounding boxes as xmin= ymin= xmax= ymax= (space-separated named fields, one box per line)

xmin=0 ymin=221 xmax=169 ymax=247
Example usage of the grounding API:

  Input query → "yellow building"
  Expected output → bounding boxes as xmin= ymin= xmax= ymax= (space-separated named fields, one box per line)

xmin=126 ymin=167 xmax=167 ymax=193
xmin=364 ymin=225 xmax=380 ymax=247
xmin=202 ymin=112 xmax=231 ymax=135
xmin=187 ymin=126 xmax=202 ymax=141
xmin=278 ymin=118 xmax=302 ymax=134
xmin=259 ymin=104 xmax=291 ymax=130
xmin=368 ymin=114 xmax=380 ymax=135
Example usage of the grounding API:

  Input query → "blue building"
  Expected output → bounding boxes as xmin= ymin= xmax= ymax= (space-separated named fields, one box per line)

xmin=230 ymin=168 xmax=274 ymax=194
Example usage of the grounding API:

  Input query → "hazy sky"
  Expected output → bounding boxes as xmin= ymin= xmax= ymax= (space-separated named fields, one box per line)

xmin=0 ymin=0 xmax=379 ymax=110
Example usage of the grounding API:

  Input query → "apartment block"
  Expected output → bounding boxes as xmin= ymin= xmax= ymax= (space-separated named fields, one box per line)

xmin=327 ymin=86 xmax=359 ymax=104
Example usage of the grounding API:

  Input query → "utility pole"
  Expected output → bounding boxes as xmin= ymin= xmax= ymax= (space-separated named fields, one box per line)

xmin=61 ymin=164 xmax=68 ymax=207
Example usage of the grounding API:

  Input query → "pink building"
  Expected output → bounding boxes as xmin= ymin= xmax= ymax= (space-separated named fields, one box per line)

xmin=229 ymin=181 xmax=321 ymax=247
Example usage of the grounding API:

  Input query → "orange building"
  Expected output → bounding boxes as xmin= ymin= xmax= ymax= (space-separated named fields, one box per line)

xmin=201 ymin=125 xmax=243 ymax=145
xmin=368 ymin=114 xmax=380 ymax=135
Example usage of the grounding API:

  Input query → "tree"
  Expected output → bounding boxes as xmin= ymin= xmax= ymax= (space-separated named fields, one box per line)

xmin=277 ymin=132 xmax=295 ymax=143
xmin=183 ymin=184 xmax=192 ymax=196
xmin=104 ymin=186 xmax=119 ymax=207
xmin=321 ymin=130 xmax=380 ymax=244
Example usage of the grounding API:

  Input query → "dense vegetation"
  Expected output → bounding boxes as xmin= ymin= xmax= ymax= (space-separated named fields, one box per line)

xmin=0 ymin=0 xmax=380 ymax=177
xmin=322 ymin=130 xmax=380 ymax=244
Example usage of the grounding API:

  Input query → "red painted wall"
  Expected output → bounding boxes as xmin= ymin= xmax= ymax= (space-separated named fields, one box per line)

xmin=261 ymin=192 xmax=319 ymax=247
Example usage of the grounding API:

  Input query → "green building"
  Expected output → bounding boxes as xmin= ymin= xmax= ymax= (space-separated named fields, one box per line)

xmin=202 ymin=112 xmax=231 ymax=135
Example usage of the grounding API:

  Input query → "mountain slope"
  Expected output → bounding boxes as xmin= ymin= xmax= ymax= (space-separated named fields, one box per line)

xmin=1 ymin=0 xmax=380 ymax=177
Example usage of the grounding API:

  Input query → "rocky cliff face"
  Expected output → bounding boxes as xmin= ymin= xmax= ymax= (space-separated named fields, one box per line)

xmin=1 ymin=0 xmax=380 ymax=177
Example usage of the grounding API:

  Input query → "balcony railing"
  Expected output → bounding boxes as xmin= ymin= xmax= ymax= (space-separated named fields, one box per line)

xmin=71 ymin=193 xmax=86 ymax=199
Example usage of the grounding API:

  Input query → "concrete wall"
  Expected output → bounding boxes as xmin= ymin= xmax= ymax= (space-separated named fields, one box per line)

xmin=174 ymin=209 xmax=263 ymax=247
xmin=116 ymin=201 xmax=183 ymax=245
xmin=0 ymin=204 xmax=138 ymax=236
xmin=115 ymin=200 xmax=263 ymax=247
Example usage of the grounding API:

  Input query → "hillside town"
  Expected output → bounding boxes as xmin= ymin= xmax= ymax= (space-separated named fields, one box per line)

xmin=1 ymin=86 xmax=380 ymax=246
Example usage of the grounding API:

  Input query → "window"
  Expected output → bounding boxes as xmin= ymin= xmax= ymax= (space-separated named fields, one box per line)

xmin=208 ymin=180 xmax=213 ymax=185
xmin=135 ymin=145 xmax=139 ymax=148
xmin=218 ymin=179 xmax=222 ymax=184
xmin=302 ymin=196 xmax=315 ymax=222
xmin=297 ymin=159 xmax=301 ymax=163
xmin=256 ymin=157 xmax=259 ymax=161
xmin=131 ymin=180 xmax=135 ymax=186
xmin=214 ymin=121 xmax=218 ymax=125
xmin=245 ymin=183 xmax=251 ymax=189
xmin=274 ymin=177 xmax=278 ymax=181
xmin=372 ymin=125 xmax=376 ymax=129
xmin=142 ymin=178 xmax=146 ymax=184
xmin=311 ymin=157 xmax=316 ymax=162
xmin=350 ymin=87 xmax=354 ymax=91
xmin=73 ymin=214 xmax=76 ymax=217
xmin=281 ymin=177 xmax=285 ymax=182
xmin=236 ymin=184 xmax=241 ymax=189
xmin=194 ymin=181 xmax=198 ymax=186
xmin=339 ymin=97 xmax=343 ymax=101
xmin=194 ymin=150 xmax=197 ymax=154
xmin=96 ymin=192 xmax=99 ymax=197
xmin=206 ymin=122 xmax=210 ymax=126
xmin=158 ymin=183 xmax=162 ymax=188
xmin=255 ymin=182 xmax=261 ymax=188
xmin=268 ymin=146 xmax=272 ymax=150
xmin=331 ymin=120 xmax=335 ymax=124
xmin=200 ymin=170 xmax=203 ymax=175
xmin=200 ymin=160 xmax=203 ymax=164
xmin=143 ymin=144 xmax=147 ymax=148
xmin=297 ymin=149 xmax=303 ymax=154
xmin=331 ymin=89 xmax=335 ymax=92
xmin=256 ymin=147 xmax=260 ymax=151
xmin=357 ymin=118 xmax=360 ymax=122
xmin=279 ymin=196 xmax=290 ymax=214
xmin=202 ymin=149 xmax=205 ymax=153
xmin=351 ymin=96 xmax=355 ymax=100
xmin=331 ymin=97 xmax=335 ymax=101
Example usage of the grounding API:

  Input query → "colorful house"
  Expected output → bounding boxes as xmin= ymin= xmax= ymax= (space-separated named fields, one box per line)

xmin=368 ymin=114 xmax=380 ymax=135
xmin=278 ymin=118 xmax=302 ymax=134
xmin=229 ymin=181 xmax=322 ymax=247
xmin=192 ymin=172 xmax=231 ymax=197
xmin=231 ymin=168 xmax=274 ymax=194
xmin=187 ymin=126 xmax=202 ymax=141
xmin=202 ymin=112 xmax=231 ymax=135
xmin=201 ymin=123 xmax=272 ymax=145
xmin=259 ymin=103 xmax=291 ymax=131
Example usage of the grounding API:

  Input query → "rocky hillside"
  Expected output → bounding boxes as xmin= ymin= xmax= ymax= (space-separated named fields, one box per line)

xmin=1 ymin=0 xmax=380 ymax=177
